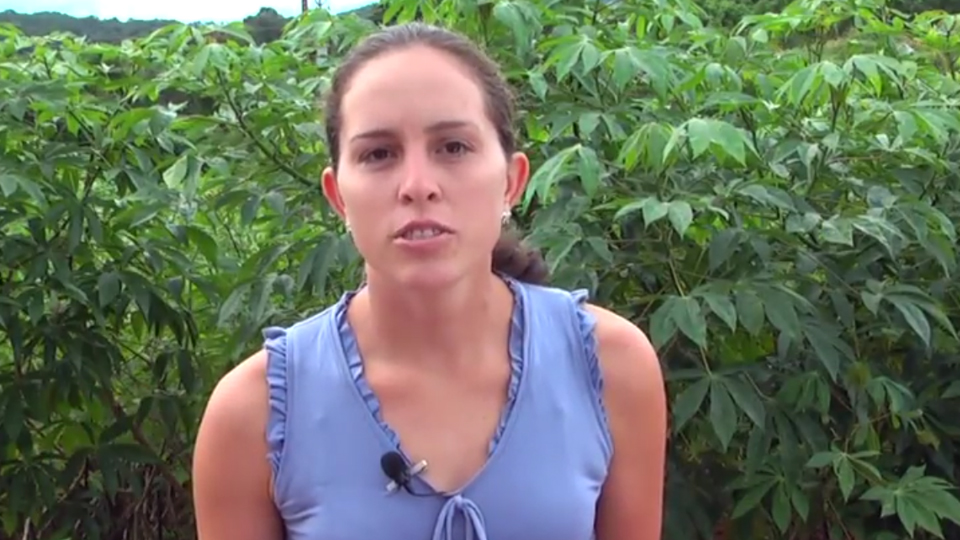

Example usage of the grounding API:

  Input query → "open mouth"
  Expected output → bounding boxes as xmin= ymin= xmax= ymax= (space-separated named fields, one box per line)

xmin=400 ymin=227 xmax=447 ymax=240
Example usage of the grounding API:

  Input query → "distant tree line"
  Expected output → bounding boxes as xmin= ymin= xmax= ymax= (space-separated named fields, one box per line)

xmin=0 ymin=5 xmax=382 ymax=44
xmin=0 ymin=9 xmax=177 ymax=42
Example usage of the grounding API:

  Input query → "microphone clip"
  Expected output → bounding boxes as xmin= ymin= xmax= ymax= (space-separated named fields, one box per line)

xmin=385 ymin=459 xmax=428 ymax=493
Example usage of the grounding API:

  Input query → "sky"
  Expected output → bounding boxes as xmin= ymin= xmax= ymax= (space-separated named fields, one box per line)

xmin=0 ymin=0 xmax=374 ymax=23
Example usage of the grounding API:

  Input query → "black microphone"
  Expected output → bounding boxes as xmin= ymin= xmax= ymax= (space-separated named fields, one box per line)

xmin=380 ymin=451 xmax=430 ymax=496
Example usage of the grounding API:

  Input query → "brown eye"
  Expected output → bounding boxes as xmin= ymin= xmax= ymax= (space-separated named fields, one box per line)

xmin=441 ymin=141 xmax=468 ymax=155
xmin=361 ymin=148 xmax=392 ymax=163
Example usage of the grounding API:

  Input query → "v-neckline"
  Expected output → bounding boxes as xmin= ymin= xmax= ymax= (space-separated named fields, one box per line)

xmin=331 ymin=276 xmax=531 ymax=496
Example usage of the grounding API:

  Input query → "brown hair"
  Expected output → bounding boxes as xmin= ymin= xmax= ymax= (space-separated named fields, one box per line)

xmin=322 ymin=22 xmax=548 ymax=285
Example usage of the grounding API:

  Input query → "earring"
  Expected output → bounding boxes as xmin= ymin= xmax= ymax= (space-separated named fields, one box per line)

xmin=501 ymin=209 xmax=511 ymax=225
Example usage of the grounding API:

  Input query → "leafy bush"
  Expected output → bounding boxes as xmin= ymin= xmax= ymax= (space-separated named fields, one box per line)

xmin=700 ymin=0 xmax=792 ymax=27
xmin=697 ymin=0 xmax=958 ymax=27
xmin=2 ymin=0 xmax=960 ymax=538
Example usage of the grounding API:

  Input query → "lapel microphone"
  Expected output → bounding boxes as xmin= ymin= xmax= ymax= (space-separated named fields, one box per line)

xmin=380 ymin=451 xmax=430 ymax=495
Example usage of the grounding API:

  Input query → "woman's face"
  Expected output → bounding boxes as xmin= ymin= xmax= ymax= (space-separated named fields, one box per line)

xmin=321 ymin=45 xmax=529 ymax=289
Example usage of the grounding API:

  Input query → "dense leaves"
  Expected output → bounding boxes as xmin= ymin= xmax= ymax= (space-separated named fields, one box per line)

xmin=699 ymin=0 xmax=959 ymax=26
xmin=2 ymin=0 xmax=960 ymax=539
xmin=4 ymin=0 xmax=957 ymax=46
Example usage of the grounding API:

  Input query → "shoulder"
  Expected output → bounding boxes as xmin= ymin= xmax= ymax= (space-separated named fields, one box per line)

xmin=584 ymin=303 xmax=665 ymax=414
xmin=194 ymin=351 xmax=272 ymax=491
xmin=200 ymin=351 xmax=270 ymax=431
xmin=584 ymin=303 xmax=667 ymax=538
xmin=193 ymin=351 xmax=283 ymax=539
xmin=195 ymin=351 xmax=272 ymax=477
xmin=520 ymin=281 xmax=665 ymax=408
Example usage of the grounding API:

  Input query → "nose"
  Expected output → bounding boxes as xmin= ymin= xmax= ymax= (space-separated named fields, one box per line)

xmin=397 ymin=151 xmax=440 ymax=204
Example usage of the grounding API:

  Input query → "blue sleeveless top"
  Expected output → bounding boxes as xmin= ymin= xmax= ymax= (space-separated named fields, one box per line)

xmin=262 ymin=277 xmax=612 ymax=539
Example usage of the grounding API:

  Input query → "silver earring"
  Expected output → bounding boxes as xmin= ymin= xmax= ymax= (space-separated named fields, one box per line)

xmin=501 ymin=209 xmax=511 ymax=225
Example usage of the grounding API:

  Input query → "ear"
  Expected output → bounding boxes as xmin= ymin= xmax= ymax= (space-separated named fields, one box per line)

xmin=504 ymin=151 xmax=530 ymax=209
xmin=321 ymin=166 xmax=347 ymax=220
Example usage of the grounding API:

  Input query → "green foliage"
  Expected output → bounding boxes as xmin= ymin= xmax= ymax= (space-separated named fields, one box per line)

xmin=697 ymin=0 xmax=958 ymax=27
xmin=701 ymin=0 xmax=793 ymax=27
xmin=2 ymin=0 xmax=960 ymax=538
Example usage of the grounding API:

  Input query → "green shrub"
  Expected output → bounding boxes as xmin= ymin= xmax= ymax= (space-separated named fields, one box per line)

xmin=701 ymin=0 xmax=792 ymax=27
xmin=698 ymin=0 xmax=958 ymax=28
xmin=2 ymin=0 xmax=960 ymax=538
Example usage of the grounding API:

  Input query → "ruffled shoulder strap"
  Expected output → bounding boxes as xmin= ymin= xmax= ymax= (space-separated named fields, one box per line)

xmin=568 ymin=288 xmax=613 ymax=456
xmin=263 ymin=326 xmax=289 ymax=477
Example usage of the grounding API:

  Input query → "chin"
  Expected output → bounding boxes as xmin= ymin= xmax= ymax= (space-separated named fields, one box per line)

xmin=393 ymin=264 xmax=463 ymax=290
xmin=372 ymin=258 xmax=474 ymax=291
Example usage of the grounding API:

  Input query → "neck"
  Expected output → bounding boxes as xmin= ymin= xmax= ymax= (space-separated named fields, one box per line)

xmin=356 ymin=269 xmax=509 ymax=364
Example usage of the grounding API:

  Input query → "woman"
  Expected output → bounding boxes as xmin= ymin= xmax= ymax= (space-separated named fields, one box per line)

xmin=192 ymin=22 xmax=666 ymax=540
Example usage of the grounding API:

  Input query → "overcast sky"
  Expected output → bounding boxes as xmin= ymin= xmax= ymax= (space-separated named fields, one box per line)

xmin=0 ymin=0 xmax=373 ymax=22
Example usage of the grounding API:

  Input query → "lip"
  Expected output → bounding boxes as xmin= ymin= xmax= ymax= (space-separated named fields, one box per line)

xmin=392 ymin=219 xmax=454 ymax=239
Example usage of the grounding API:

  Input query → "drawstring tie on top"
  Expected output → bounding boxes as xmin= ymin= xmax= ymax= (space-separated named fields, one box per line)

xmin=431 ymin=494 xmax=488 ymax=540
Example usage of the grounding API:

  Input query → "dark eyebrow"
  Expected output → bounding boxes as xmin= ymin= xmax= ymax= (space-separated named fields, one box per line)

xmin=349 ymin=120 xmax=477 ymax=142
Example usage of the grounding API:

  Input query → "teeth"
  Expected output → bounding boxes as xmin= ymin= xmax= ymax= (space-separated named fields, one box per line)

xmin=403 ymin=228 xmax=443 ymax=240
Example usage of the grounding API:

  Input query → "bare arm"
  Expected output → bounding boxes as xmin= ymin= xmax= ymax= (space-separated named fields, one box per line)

xmin=192 ymin=350 xmax=284 ymax=540
xmin=590 ymin=305 xmax=668 ymax=540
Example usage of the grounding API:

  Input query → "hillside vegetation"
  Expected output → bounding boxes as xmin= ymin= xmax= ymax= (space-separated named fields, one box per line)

xmin=0 ymin=5 xmax=383 ymax=44
xmin=0 ymin=7 xmax=296 ymax=44
xmin=2 ymin=0 xmax=960 ymax=538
